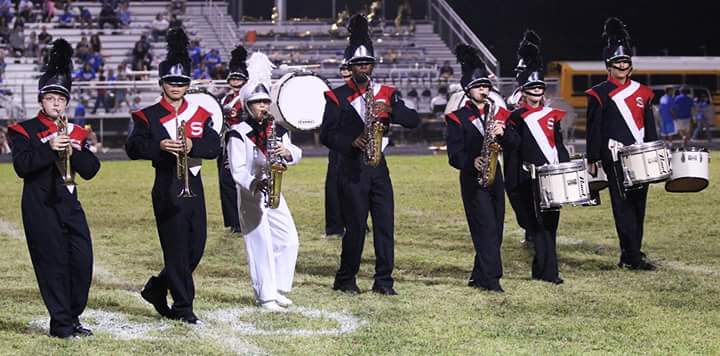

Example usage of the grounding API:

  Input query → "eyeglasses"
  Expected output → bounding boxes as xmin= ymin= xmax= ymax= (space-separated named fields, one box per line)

xmin=42 ymin=96 xmax=68 ymax=104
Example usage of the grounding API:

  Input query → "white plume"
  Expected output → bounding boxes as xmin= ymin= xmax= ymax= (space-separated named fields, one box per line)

xmin=241 ymin=51 xmax=275 ymax=104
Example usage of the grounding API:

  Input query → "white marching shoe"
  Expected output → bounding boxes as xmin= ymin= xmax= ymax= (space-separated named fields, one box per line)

xmin=275 ymin=294 xmax=293 ymax=307
xmin=259 ymin=301 xmax=286 ymax=311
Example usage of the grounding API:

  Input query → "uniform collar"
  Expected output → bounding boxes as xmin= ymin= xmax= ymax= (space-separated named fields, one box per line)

xmin=159 ymin=95 xmax=188 ymax=114
xmin=37 ymin=110 xmax=59 ymax=127
xmin=608 ymin=75 xmax=631 ymax=90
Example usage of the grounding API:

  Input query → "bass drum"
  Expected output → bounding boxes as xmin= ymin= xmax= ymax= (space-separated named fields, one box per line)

xmin=443 ymin=90 xmax=506 ymax=115
xmin=269 ymin=71 xmax=331 ymax=131
xmin=184 ymin=89 xmax=224 ymax=134
xmin=665 ymin=147 xmax=710 ymax=192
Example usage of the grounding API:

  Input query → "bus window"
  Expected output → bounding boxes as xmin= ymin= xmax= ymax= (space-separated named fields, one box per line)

xmin=650 ymin=74 xmax=682 ymax=85
xmin=572 ymin=75 xmax=588 ymax=95
xmin=685 ymin=74 xmax=718 ymax=93
xmin=590 ymin=75 xmax=606 ymax=87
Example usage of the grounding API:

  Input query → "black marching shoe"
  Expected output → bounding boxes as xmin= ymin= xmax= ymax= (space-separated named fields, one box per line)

xmin=469 ymin=281 xmax=504 ymax=293
xmin=173 ymin=313 xmax=200 ymax=325
xmin=73 ymin=323 xmax=93 ymax=337
xmin=371 ymin=285 xmax=398 ymax=296
xmin=230 ymin=225 xmax=242 ymax=234
xmin=618 ymin=259 xmax=657 ymax=271
xmin=332 ymin=282 xmax=361 ymax=295
xmin=141 ymin=276 xmax=173 ymax=318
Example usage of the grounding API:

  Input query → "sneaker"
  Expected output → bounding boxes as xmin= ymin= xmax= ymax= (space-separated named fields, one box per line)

xmin=259 ymin=301 xmax=285 ymax=311
xmin=276 ymin=294 xmax=293 ymax=307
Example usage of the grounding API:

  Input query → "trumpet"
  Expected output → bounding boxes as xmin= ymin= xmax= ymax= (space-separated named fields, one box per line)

xmin=55 ymin=114 xmax=75 ymax=185
xmin=176 ymin=118 xmax=195 ymax=198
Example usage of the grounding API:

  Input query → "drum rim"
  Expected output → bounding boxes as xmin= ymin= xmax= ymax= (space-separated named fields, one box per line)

xmin=672 ymin=146 xmax=709 ymax=153
xmin=623 ymin=172 xmax=672 ymax=187
xmin=536 ymin=161 xmax=586 ymax=174
xmin=540 ymin=196 xmax=593 ymax=209
xmin=618 ymin=140 xmax=667 ymax=155
xmin=665 ymin=177 xmax=709 ymax=193
xmin=273 ymin=70 xmax=330 ymax=131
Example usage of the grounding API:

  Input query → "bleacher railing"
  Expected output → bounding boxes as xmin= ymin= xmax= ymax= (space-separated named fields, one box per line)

xmin=429 ymin=0 xmax=499 ymax=77
xmin=202 ymin=0 xmax=238 ymax=54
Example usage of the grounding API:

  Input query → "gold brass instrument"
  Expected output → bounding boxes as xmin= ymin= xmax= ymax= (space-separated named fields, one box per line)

xmin=176 ymin=118 xmax=195 ymax=198
xmin=477 ymin=98 xmax=501 ymax=187
xmin=264 ymin=112 xmax=287 ymax=209
xmin=360 ymin=75 xmax=384 ymax=167
xmin=55 ymin=115 xmax=76 ymax=185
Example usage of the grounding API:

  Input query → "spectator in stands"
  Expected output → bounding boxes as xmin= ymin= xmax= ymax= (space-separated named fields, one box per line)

xmin=42 ymin=0 xmax=58 ymax=22
xmin=90 ymin=33 xmax=102 ymax=53
xmin=211 ymin=62 xmax=227 ymax=80
xmin=78 ymin=6 xmax=93 ymax=29
xmin=92 ymin=74 xmax=111 ymax=114
xmin=18 ymin=0 xmax=35 ymax=23
xmin=98 ymin=3 xmax=119 ymax=30
xmin=149 ymin=14 xmax=169 ymax=41
xmin=38 ymin=26 xmax=52 ymax=46
xmin=386 ymin=48 xmax=398 ymax=64
xmin=26 ymin=31 xmax=39 ymax=61
xmin=404 ymin=89 xmax=419 ymax=111
xmin=75 ymin=36 xmax=91 ymax=61
xmin=127 ymin=94 xmax=141 ymax=135
xmin=418 ymin=88 xmax=432 ymax=113
xmin=672 ymin=86 xmax=694 ymax=146
xmin=439 ymin=60 xmax=454 ymax=82
xmin=692 ymin=94 xmax=714 ymax=143
xmin=117 ymin=2 xmax=131 ymax=28
xmin=658 ymin=86 xmax=676 ymax=144
xmin=189 ymin=40 xmax=202 ymax=66
xmin=168 ymin=0 xmax=186 ymax=16
xmin=169 ymin=14 xmax=183 ymax=29
xmin=109 ymin=68 xmax=129 ymax=113
xmin=0 ymin=126 xmax=11 ymax=154
xmin=0 ymin=17 xmax=9 ymax=44
xmin=431 ymin=86 xmax=448 ymax=114
xmin=75 ymin=62 xmax=96 ymax=81
xmin=8 ymin=23 xmax=25 ymax=57
xmin=87 ymin=51 xmax=104 ymax=74
xmin=57 ymin=4 xmax=75 ymax=29
xmin=203 ymin=48 xmax=221 ymax=72
xmin=73 ymin=97 xmax=87 ymax=126
xmin=192 ymin=60 xmax=210 ymax=80
xmin=0 ymin=0 xmax=14 ymax=23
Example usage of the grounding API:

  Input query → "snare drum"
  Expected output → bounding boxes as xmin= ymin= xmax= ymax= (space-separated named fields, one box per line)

xmin=665 ymin=147 xmax=710 ymax=192
xmin=269 ymin=71 xmax=330 ymax=131
xmin=571 ymin=156 xmax=608 ymax=191
xmin=617 ymin=141 xmax=671 ymax=188
xmin=185 ymin=90 xmax=223 ymax=134
xmin=537 ymin=161 xmax=592 ymax=211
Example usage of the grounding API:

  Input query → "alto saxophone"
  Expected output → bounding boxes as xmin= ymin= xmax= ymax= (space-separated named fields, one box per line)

xmin=477 ymin=98 xmax=501 ymax=187
xmin=361 ymin=75 xmax=384 ymax=167
xmin=176 ymin=117 xmax=195 ymax=198
xmin=55 ymin=114 xmax=76 ymax=185
xmin=264 ymin=112 xmax=287 ymax=209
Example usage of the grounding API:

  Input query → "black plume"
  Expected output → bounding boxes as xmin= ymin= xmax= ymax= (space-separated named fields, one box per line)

xmin=348 ymin=14 xmax=372 ymax=48
xmin=229 ymin=45 xmax=247 ymax=69
xmin=602 ymin=17 xmax=630 ymax=46
xmin=455 ymin=44 xmax=482 ymax=70
xmin=47 ymin=39 xmax=73 ymax=74
xmin=517 ymin=42 xmax=542 ymax=69
xmin=522 ymin=29 xmax=541 ymax=48
xmin=166 ymin=27 xmax=191 ymax=63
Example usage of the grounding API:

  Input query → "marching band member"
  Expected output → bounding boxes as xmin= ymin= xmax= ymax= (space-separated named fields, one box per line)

xmin=218 ymin=45 xmax=249 ymax=234
xmin=504 ymin=31 xmax=567 ymax=284
xmin=226 ymin=52 xmax=301 ymax=311
xmin=126 ymin=28 xmax=220 ymax=323
xmin=324 ymin=60 xmax=353 ymax=239
xmin=8 ymin=39 xmax=100 ymax=338
xmin=586 ymin=18 xmax=658 ymax=270
xmin=321 ymin=14 xmax=419 ymax=295
xmin=445 ymin=44 xmax=513 ymax=292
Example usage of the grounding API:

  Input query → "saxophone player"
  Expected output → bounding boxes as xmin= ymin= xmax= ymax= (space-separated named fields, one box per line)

xmin=126 ymin=28 xmax=220 ymax=324
xmin=445 ymin=44 xmax=512 ymax=292
xmin=8 ymin=39 xmax=100 ymax=338
xmin=226 ymin=52 xmax=301 ymax=311
xmin=320 ymin=15 xmax=419 ymax=296
xmin=504 ymin=31 xmax=568 ymax=285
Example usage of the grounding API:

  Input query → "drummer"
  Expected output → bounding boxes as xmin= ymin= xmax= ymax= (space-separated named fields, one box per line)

xmin=504 ymin=30 xmax=568 ymax=284
xmin=585 ymin=18 xmax=658 ymax=271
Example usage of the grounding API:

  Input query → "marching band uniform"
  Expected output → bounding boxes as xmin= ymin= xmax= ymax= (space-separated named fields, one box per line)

xmin=126 ymin=29 xmax=220 ymax=323
xmin=8 ymin=39 xmax=100 ymax=338
xmin=445 ymin=44 xmax=513 ymax=292
xmin=504 ymin=31 xmax=567 ymax=284
xmin=585 ymin=18 xmax=658 ymax=270
xmin=218 ymin=46 xmax=249 ymax=234
xmin=226 ymin=52 xmax=301 ymax=310
xmin=321 ymin=15 xmax=419 ymax=295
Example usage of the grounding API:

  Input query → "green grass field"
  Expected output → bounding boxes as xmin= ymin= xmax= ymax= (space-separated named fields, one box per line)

xmin=1 ymin=154 xmax=719 ymax=355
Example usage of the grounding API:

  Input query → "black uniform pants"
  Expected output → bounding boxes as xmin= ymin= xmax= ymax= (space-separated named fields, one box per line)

xmin=324 ymin=150 xmax=344 ymax=235
xmin=217 ymin=149 xmax=240 ymax=229
xmin=460 ymin=173 xmax=504 ymax=288
xmin=23 ymin=201 xmax=93 ymax=337
xmin=335 ymin=163 xmax=394 ymax=288
xmin=151 ymin=190 xmax=207 ymax=318
xmin=509 ymin=182 xmax=560 ymax=281
xmin=603 ymin=161 xmax=648 ymax=265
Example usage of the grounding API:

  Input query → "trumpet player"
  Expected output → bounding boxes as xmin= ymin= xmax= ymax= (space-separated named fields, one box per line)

xmin=445 ymin=44 xmax=512 ymax=292
xmin=320 ymin=15 xmax=419 ymax=296
xmin=504 ymin=31 xmax=568 ymax=285
xmin=125 ymin=28 xmax=220 ymax=324
xmin=226 ymin=52 xmax=301 ymax=311
xmin=8 ymin=39 xmax=100 ymax=338
xmin=218 ymin=45 xmax=249 ymax=234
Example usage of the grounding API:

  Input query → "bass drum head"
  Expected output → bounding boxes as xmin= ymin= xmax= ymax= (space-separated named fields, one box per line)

xmin=443 ymin=91 xmax=506 ymax=115
xmin=185 ymin=91 xmax=223 ymax=134
xmin=270 ymin=71 xmax=330 ymax=131
xmin=665 ymin=177 xmax=709 ymax=193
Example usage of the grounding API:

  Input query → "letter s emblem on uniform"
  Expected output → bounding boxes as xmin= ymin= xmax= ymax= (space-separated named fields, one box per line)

xmin=190 ymin=122 xmax=204 ymax=136
xmin=635 ymin=97 xmax=644 ymax=108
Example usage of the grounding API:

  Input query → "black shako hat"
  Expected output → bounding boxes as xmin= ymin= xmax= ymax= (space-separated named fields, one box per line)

xmin=38 ymin=39 xmax=73 ymax=101
xmin=158 ymin=27 xmax=192 ymax=84
xmin=344 ymin=14 xmax=375 ymax=65
xmin=455 ymin=44 xmax=491 ymax=91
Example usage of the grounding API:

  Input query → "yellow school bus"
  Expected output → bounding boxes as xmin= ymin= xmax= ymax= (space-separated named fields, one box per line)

xmin=547 ymin=57 xmax=720 ymax=125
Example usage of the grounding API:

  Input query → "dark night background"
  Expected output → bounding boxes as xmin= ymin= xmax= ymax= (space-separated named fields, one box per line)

xmin=242 ymin=0 xmax=719 ymax=76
